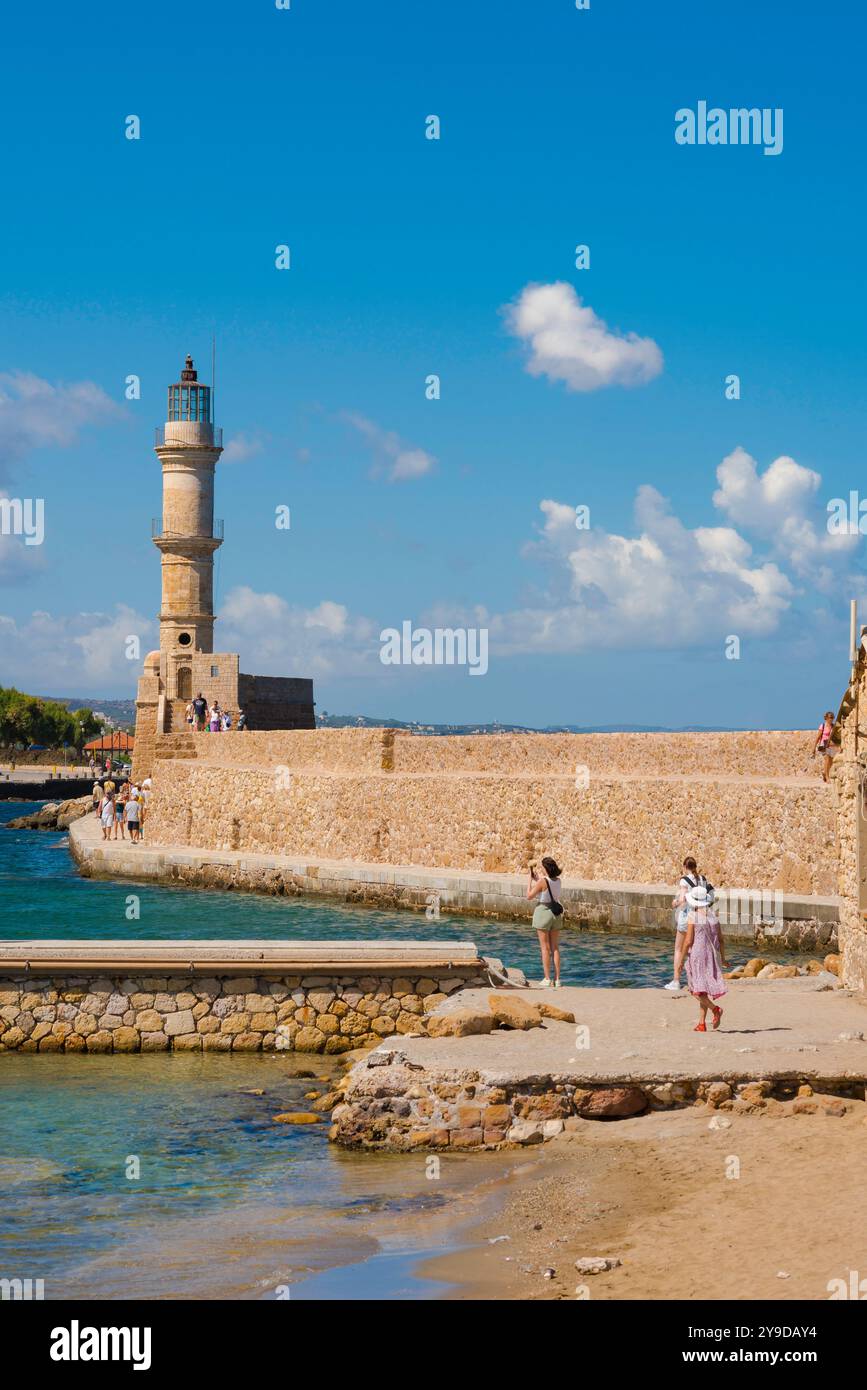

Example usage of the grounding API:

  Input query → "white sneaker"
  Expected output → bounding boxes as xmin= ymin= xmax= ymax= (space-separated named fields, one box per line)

xmin=663 ymin=979 xmax=682 ymax=991
xmin=553 ymin=980 xmax=562 ymax=989
xmin=539 ymin=977 xmax=552 ymax=989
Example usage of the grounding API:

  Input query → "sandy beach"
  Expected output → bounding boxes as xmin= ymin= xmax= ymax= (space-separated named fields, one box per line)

xmin=426 ymin=1099 xmax=867 ymax=1301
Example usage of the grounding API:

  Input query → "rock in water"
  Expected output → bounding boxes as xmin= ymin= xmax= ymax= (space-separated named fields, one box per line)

xmin=272 ymin=1112 xmax=323 ymax=1125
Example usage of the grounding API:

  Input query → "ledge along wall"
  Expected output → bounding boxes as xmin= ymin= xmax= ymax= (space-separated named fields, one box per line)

xmin=0 ymin=943 xmax=493 ymax=1054
xmin=139 ymin=728 xmax=837 ymax=895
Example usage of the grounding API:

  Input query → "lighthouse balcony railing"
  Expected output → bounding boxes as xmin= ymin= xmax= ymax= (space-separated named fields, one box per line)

xmin=152 ymin=518 xmax=224 ymax=541
xmin=154 ymin=425 xmax=223 ymax=447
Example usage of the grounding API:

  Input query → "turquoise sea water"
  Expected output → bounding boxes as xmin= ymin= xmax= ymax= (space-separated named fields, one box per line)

xmin=0 ymin=803 xmax=803 ymax=1299
xmin=2 ymin=802 xmax=683 ymax=986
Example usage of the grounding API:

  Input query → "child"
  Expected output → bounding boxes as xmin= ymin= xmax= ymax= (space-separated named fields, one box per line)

xmin=684 ymin=883 xmax=728 ymax=1031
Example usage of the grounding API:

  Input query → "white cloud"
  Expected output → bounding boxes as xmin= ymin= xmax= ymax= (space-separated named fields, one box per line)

xmin=504 ymin=282 xmax=663 ymax=392
xmin=0 ymin=371 xmax=121 ymax=479
xmin=221 ymin=432 xmax=265 ymax=464
xmin=342 ymin=412 xmax=435 ymax=481
xmin=488 ymin=483 xmax=795 ymax=652
xmin=713 ymin=445 xmax=859 ymax=584
xmin=220 ymin=586 xmax=376 ymax=677
xmin=0 ymin=605 xmax=155 ymax=692
xmin=0 ymin=371 xmax=121 ymax=584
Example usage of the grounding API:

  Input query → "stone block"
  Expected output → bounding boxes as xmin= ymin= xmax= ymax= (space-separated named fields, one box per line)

xmin=164 ymin=1009 xmax=196 ymax=1037
xmin=220 ymin=1013 xmax=252 ymax=1034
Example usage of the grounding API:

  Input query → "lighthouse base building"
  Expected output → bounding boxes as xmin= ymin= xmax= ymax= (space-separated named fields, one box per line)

xmin=133 ymin=355 xmax=314 ymax=779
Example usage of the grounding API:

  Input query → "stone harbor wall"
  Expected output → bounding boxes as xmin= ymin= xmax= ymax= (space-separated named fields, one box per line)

xmin=0 ymin=970 xmax=487 ymax=1054
xmin=829 ymin=656 xmax=867 ymax=991
xmin=143 ymin=759 xmax=836 ymax=893
xmin=163 ymin=727 xmax=817 ymax=778
xmin=331 ymin=1064 xmax=865 ymax=1152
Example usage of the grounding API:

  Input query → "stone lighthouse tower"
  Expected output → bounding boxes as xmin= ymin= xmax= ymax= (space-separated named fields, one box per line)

xmin=133 ymin=352 xmax=315 ymax=776
xmin=154 ymin=355 xmax=223 ymax=698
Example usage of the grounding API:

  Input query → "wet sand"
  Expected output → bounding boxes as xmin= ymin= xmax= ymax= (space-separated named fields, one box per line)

xmin=423 ymin=1099 xmax=867 ymax=1301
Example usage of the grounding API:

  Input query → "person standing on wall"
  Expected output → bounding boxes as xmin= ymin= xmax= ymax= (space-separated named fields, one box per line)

xmin=527 ymin=856 xmax=565 ymax=988
xmin=192 ymin=692 xmax=207 ymax=732
xmin=813 ymin=711 xmax=840 ymax=783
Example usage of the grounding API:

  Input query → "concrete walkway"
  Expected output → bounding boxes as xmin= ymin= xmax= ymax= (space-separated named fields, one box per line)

xmin=67 ymin=815 xmax=839 ymax=943
xmin=380 ymin=979 xmax=867 ymax=1087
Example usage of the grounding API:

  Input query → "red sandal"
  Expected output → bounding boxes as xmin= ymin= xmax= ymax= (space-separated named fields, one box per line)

xmin=711 ymin=1006 xmax=723 ymax=1030
xmin=694 ymin=1021 xmax=706 ymax=1032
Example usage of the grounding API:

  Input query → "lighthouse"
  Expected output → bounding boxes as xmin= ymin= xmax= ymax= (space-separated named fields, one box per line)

xmin=133 ymin=353 xmax=315 ymax=773
xmin=153 ymin=355 xmax=223 ymax=697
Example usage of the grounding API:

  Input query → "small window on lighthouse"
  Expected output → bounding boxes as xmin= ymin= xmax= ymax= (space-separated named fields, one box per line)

xmin=178 ymin=632 xmax=192 ymax=647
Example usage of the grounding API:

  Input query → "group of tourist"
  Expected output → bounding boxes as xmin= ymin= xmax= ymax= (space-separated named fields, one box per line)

xmin=186 ymin=692 xmax=247 ymax=733
xmin=527 ymin=853 xmax=728 ymax=1030
xmin=93 ymin=777 xmax=151 ymax=844
xmin=526 ymin=710 xmax=844 ymax=1027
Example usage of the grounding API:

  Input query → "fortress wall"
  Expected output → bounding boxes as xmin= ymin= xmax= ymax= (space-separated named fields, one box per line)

xmin=147 ymin=762 xmax=837 ymax=893
xmin=389 ymin=729 xmax=817 ymax=777
xmin=180 ymin=728 xmax=389 ymax=772
xmin=184 ymin=728 xmax=816 ymax=779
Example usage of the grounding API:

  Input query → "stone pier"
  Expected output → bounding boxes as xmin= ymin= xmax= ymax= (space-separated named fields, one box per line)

xmin=331 ymin=977 xmax=867 ymax=1151
xmin=0 ymin=940 xmax=500 ymax=1054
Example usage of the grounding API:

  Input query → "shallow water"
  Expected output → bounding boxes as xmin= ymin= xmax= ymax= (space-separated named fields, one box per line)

xmin=0 ymin=1052 xmax=511 ymax=1299
xmin=0 ymin=801 xmax=739 ymax=986
xmin=0 ymin=802 xmax=806 ymax=1299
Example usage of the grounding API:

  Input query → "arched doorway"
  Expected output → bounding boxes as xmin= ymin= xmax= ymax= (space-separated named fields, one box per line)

xmin=177 ymin=667 xmax=192 ymax=701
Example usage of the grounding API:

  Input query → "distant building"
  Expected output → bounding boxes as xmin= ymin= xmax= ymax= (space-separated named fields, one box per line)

xmin=134 ymin=356 xmax=315 ymax=744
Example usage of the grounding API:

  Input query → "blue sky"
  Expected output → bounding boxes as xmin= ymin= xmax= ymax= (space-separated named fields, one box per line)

xmin=0 ymin=0 xmax=864 ymax=728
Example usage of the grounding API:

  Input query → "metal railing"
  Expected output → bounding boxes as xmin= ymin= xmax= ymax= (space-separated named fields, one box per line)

xmin=154 ymin=425 xmax=223 ymax=448
xmin=151 ymin=517 xmax=224 ymax=540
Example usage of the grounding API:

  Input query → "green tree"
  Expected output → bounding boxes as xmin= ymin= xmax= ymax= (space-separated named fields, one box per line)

xmin=0 ymin=687 xmax=105 ymax=750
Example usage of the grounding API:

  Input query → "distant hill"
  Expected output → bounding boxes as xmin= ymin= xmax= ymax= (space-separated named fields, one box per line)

xmin=313 ymin=713 xmax=751 ymax=735
xmin=41 ymin=701 xmax=772 ymax=737
xmin=45 ymin=697 xmax=136 ymax=730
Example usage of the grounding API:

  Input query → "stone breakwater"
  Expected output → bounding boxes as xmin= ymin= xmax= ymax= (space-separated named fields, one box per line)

xmin=145 ymin=765 xmax=836 ymax=894
xmin=67 ymin=817 xmax=839 ymax=948
xmin=139 ymin=728 xmax=836 ymax=892
xmin=0 ymin=970 xmax=490 ymax=1054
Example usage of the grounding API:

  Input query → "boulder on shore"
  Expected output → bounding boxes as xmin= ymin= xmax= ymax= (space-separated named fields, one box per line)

xmin=487 ymin=994 xmax=543 ymax=1030
xmin=427 ymin=1009 xmax=493 ymax=1038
